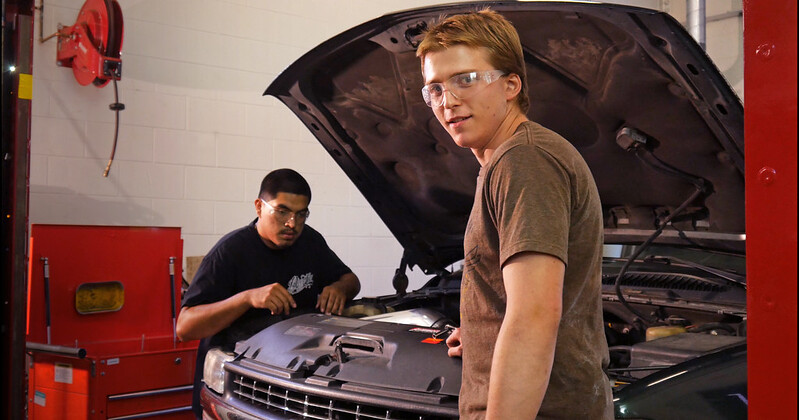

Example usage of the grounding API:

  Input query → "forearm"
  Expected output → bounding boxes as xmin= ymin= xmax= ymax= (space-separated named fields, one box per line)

xmin=486 ymin=312 xmax=559 ymax=419
xmin=332 ymin=272 xmax=360 ymax=299
xmin=176 ymin=290 xmax=252 ymax=341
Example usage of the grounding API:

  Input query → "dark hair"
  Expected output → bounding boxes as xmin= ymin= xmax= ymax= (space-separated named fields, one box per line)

xmin=259 ymin=168 xmax=312 ymax=202
xmin=416 ymin=9 xmax=529 ymax=113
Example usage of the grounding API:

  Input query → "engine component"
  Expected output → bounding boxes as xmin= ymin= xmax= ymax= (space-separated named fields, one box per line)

xmin=645 ymin=325 xmax=687 ymax=341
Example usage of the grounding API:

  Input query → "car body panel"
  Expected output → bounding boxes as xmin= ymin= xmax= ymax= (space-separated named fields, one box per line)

xmin=614 ymin=343 xmax=747 ymax=419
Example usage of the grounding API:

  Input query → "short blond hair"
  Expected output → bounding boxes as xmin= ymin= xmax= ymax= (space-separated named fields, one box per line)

xmin=416 ymin=9 xmax=529 ymax=113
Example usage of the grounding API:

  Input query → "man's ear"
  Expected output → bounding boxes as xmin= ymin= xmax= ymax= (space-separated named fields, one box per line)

xmin=504 ymin=73 xmax=523 ymax=101
xmin=254 ymin=198 xmax=263 ymax=216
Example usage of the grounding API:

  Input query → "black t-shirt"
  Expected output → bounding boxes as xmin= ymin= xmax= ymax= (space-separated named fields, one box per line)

xmin=182 ymin=219 xmax=352 ymax=417
xmin=183 ymin=219 xmax=351 ymax=347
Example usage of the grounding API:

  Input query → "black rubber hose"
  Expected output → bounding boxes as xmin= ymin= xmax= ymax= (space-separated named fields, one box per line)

xmin=103 ymin=77 xmax=123 ymax=177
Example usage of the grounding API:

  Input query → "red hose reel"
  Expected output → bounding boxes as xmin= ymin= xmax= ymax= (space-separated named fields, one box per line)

xmin=56 ymin=0 xmax=123 ymax=87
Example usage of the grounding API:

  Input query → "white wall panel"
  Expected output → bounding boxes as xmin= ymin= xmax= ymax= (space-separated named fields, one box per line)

xmin=122 ymin=89 xmax=187 ymax=129
xmin=272 ymin=140 xmax=332 ymax=174
xmin=187 ymin=98 xmax=247 ymax=135
xmin=184 ymin=166 xmax=245 ymax=201
xmin=29 ymin=155 xmax=49 ymax=188
xmin=216 ymin=134 xmax=273 ymax=169
xmin=30 ymin=77 xmax=52 ymax=117
xmin=153 ymin=129 xmax=216 ymax=166
xmin=86 ymin=122 xmax=155 ymax=162
xmin=47 ymin=157 xmax=120 ymax=196
xmin=302 ymin=169 xmax=356 ymax=207
xmin=30 ymin=192 xmax=155 ymax=226
xmin=214 ymin=201 xmax=257 ymax=234
xmin=243 ymin=169 xmax=268 ymax=202
xmin=31 ymin=117 xmax=85 ymax=157
xmin=181 ymin=233 xmax=222 ymax=262
xmin=117 ymin=162 xmax=185 ymax=199
xmin=152 ymin=199 xmax=215 ymax=235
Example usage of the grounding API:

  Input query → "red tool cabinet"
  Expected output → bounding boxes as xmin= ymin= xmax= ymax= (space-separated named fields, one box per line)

xmin=26 ymin=225 xmax=198 ymax=419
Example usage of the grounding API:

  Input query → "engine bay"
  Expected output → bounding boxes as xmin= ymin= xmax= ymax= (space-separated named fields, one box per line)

xmin=340 ymin=265 xmax=746 ymax=390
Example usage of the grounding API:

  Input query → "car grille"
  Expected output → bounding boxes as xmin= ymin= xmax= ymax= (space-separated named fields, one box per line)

xmin=232 ymin=374 xmax=451 ymax=420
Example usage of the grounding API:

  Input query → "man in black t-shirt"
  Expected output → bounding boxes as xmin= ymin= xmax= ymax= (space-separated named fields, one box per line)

xmin=177 ymin=168 xmax=361 ymax=419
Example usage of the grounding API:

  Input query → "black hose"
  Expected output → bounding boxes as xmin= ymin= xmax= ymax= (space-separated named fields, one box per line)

xmin=613 ymin=187 xmax=706 ymax=324
xmin=103 ymin=76 xmax=124 ymax=177
xmin=612 ymin=132 xmax=713 ymax=324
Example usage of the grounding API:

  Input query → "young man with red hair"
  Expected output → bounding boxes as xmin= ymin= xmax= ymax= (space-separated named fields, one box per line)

xmin=417 ymin=10 xmax=612 ymax=419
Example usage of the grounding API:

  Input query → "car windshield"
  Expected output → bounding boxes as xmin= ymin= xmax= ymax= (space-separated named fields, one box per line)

xmin=604 ymin=244 xmax=746 ymax=277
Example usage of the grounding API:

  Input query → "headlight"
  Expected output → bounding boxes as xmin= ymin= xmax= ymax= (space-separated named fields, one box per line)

xmin=203 ymin=348 xmax=234 ymax=394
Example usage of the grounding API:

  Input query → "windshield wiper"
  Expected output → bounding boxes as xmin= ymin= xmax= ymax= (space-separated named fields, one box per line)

xmin=643 ymin=255 xmax=746 ymax=289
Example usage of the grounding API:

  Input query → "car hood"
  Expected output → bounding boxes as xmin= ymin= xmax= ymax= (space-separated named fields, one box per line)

xmin=264 ymin=1 xmax=744 ymax=273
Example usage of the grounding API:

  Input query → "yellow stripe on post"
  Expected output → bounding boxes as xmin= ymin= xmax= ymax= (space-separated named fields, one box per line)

xmin=18 ymin=73 xmax=33 ymax=100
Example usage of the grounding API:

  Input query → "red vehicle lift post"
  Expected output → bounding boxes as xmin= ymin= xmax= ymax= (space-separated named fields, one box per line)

xmin=743 ymin=0 xmax=798 ymax=418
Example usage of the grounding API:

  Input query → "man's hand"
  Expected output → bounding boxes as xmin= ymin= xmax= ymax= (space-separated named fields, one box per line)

xmin=317 ymin=273 xmax=360 ymax=315
xmin=317 ymin=283 xmax=348 ymax=315
xmin=247 ymin=283 xmax=296 ymax=315
xmin=445 ymin=327 xmax=463 ymax=358
xmin=178 ymin=283 xmax=293 ymax=341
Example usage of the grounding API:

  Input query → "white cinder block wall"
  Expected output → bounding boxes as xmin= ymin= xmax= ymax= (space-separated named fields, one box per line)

xmin=29 ymin=0 xmax=743 ymax=298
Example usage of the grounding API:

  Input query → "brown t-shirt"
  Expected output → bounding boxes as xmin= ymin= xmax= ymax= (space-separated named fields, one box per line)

xmin=460 ymin=121 xmax=612 ymax=419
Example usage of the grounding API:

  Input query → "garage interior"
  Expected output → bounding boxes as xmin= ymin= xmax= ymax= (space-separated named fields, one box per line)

xmin=1 ymin=0 xmax=795 ymax=419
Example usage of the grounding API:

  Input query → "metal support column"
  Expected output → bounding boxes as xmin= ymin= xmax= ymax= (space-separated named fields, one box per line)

xmin=1 ymin=1 xmax=34 ymax=419
xmin=743 ymin=0 xmax=798 ymax=418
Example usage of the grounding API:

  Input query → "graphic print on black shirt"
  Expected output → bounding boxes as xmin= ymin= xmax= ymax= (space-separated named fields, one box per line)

xmin=287 ymin=272 xmax=315 ymax=295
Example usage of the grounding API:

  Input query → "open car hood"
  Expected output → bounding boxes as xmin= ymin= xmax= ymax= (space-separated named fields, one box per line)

xmin=265 ymin=1 xmax=744 ymax=273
